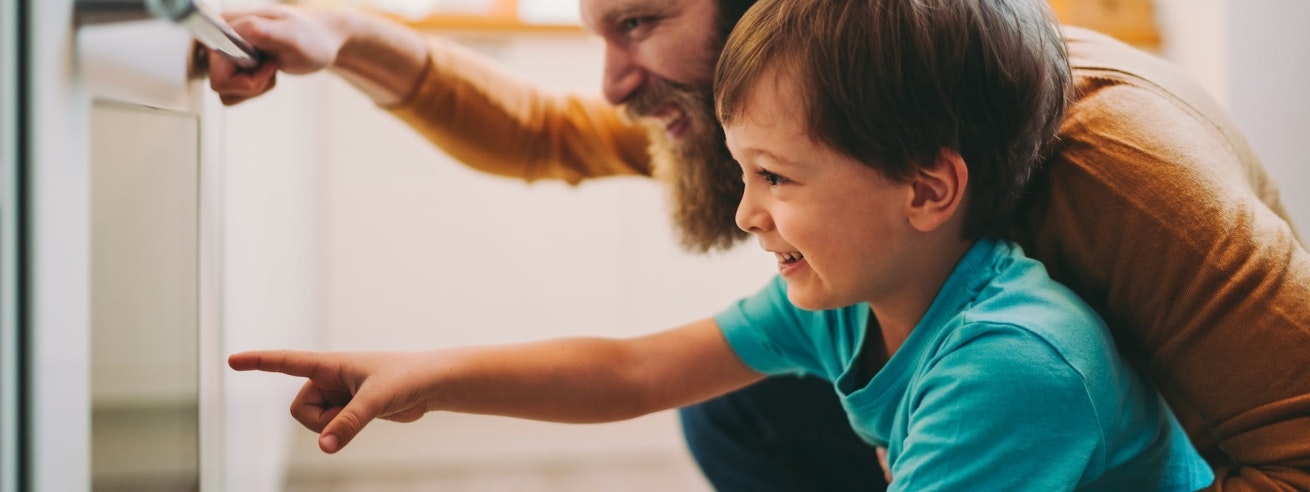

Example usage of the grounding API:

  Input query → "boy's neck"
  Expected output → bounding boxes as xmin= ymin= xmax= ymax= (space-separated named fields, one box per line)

xmin=857 ymin=237 xmax=977 ymax=384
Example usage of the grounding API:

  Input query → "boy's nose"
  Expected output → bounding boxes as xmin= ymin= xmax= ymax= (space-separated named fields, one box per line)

xmin=735 ymin=192 xmax=771 ymax=234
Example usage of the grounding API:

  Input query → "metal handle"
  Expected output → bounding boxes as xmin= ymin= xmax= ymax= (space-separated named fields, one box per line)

xmin=76 ymin=0 xmax=261 ymax=70
xmin=147 ymin=0 xmax=260 ymax=70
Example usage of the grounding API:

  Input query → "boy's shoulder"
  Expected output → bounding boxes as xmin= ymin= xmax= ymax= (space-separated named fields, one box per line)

xmin=946 ymin=239 xmax=1111 ymax=362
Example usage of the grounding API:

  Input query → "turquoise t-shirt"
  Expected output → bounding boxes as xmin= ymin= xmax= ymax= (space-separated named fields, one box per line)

xmin=715 ymin=239 xmax=1213 ymax=491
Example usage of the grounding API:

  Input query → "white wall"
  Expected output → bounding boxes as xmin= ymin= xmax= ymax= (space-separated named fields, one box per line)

xmin=1225 ymin=0 xmax=1310 ymax=236
xmin=319 ymin=33 xmax=770 ymax=351
xmin=1155 ymin=0 xmax=1310 ymax=234
xmin=1154 ymin=0 xmax=1228 ymax=105
xmin=220 ymin=74 xmax=324 ymax=492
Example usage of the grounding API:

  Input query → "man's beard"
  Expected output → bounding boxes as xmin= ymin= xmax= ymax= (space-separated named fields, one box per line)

xmin=624 ymin=79 xmax=748 ymax=253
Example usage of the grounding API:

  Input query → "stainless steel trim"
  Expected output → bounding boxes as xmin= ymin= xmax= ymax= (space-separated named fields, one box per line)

xmin=0 ymin=0 xmax=20 ymax=485
xmin=147 ymin=0 xmax=260 ymax=69
xmin=76 ymin=0 xmax=260 ymax=70
xmin=196 ymin=82 xmax=225 ymax=492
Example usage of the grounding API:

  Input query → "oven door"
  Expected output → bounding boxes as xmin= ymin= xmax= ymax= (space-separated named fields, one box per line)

xmin=14 ymin=1 xmax=225 ymax=490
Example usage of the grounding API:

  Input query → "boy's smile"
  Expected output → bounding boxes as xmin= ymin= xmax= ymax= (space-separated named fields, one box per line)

xmin=772 ymin=250 xmax=804 ymax=266
xmin=767 ymin=248 xmax=806 ymax=276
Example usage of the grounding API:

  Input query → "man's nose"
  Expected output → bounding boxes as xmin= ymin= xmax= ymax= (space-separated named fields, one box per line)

xmin=602 ymin=47 xmax=645 ymax=105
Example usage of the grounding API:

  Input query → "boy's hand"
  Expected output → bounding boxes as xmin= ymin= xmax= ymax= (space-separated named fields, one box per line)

xmin=228 ymin=350 xmax=429 ymax=453
xmin=877 ymin=446 xmax=892 ymax=483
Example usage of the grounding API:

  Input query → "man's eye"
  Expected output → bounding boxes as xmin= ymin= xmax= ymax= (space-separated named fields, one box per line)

xmin=756 ymin=169 xmax=787 ymax=186
xmin=619 ymin=16 xmax=653 ymax=33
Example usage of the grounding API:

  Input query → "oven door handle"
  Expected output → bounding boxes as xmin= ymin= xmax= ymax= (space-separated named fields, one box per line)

xmin=76 ymin=0 xmax=261 ymax=70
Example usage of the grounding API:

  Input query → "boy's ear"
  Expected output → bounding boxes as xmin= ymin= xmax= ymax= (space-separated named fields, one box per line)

xmin=907 ymin=149 xmax=968 ymax=233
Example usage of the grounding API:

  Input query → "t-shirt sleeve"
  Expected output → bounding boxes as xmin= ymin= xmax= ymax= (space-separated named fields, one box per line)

xmin=889 ymin=324 xmax=1100 ymax=491
xmin=714 ymin=276 xmax=831 ymax=378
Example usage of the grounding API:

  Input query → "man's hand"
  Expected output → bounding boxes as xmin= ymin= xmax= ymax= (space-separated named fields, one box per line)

xmin=228 ymin=349 xmax=430 ymax=453
xmin=207 ymin=6 xmax=348 ymax=106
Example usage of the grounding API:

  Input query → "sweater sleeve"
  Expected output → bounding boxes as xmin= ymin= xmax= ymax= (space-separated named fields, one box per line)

xmin=1013 ymin=27 xmax=1310 ymax=491
xmin=385 ymin=38 xmax=654 ymax=184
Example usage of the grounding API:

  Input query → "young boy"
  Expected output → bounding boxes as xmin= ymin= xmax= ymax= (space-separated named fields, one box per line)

xmin=229 ymin=0 xmax=1214 ymax=489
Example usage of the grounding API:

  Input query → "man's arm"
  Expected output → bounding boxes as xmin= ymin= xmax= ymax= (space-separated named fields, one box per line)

xmin=210 ymin=6 xmax=653 ymax=183
xmin=386 ymin=35 xmax=654 ymax=183
xmin=208 ymin=6 xmax=428 ymax=106
xmin=228 ymin=317 xmax=763 ymax=453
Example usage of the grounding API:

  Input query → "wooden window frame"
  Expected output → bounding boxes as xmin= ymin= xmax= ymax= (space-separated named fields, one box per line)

xmin=384 ymin=0 xmax=584 ymax=34
xmin=383 ymin=0 xmax=1157 ymax=48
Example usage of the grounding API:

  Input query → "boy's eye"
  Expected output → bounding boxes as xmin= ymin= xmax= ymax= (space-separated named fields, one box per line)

xmin=755 ymin=169 xmax=787 ymax=186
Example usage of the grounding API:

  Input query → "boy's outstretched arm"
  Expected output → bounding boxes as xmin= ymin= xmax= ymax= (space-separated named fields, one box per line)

xmin=228 ymin=318 xmax=763 ymax=453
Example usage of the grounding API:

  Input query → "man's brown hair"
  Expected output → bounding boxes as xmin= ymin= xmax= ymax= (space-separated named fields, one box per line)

xmin=717 ymin=0 xmax=757 ymax=39
xmin=715 ymin=0 xmax=1071 ymax=238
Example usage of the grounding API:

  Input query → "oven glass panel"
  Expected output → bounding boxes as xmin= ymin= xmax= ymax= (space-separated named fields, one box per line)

xmin=89 ymin=100 xmax=200 ymax=492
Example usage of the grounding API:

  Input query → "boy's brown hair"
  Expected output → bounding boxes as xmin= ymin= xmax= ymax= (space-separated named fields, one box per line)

xmin=715 ymin=0 xmax=1071 ymax=238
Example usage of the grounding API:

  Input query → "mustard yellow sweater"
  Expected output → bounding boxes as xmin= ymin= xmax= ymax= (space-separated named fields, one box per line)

xmin=390 ymin=26 xmax=1310 ymax=491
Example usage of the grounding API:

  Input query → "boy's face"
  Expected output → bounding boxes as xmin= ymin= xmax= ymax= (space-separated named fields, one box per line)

xmin=726 ymin=72 xmax=918 ymax=311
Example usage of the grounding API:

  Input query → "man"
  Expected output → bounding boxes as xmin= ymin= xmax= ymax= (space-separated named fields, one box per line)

xmin=210 ymin=1 xmax=1310 ymax=490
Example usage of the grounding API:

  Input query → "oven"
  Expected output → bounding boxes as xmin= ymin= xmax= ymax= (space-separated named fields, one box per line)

xmin=5 ymin=0 xmax=227 ymax=489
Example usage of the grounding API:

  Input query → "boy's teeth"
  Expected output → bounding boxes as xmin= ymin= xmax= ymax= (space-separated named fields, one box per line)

xmin=774 ymin=252 xmax=804 ymax=263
